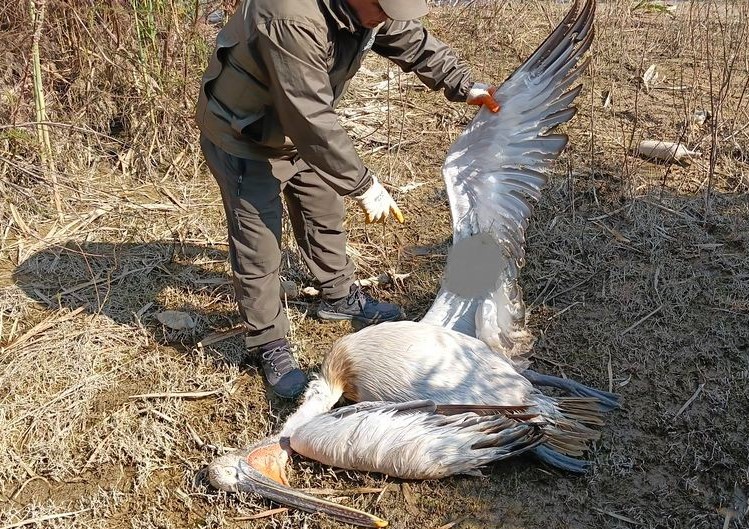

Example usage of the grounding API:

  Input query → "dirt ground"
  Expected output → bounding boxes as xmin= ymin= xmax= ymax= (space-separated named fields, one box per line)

xmin=1 ymin=1 xmax=748 ymax=528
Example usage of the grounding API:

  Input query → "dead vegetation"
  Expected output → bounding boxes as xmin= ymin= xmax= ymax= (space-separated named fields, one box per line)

xmin=1 ymin=0 xmax=748 ymax=528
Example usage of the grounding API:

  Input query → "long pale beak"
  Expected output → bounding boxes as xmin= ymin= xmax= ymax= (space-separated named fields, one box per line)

xmin=207 ymin=437 xmax=388 ymax=528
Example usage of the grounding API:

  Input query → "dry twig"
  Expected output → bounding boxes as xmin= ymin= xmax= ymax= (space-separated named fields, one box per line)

xmin=129 ymin=384 xmax=234 ymax=400
xmin=619 ymin=305 xmax=663 ymax=336
xmin=229 ymin=507 xmax=289 ymax=521
xmin=674 ymin=383 xmax=705 ymax=418
xmin=0 ymin=509 xmax=91 ymax=529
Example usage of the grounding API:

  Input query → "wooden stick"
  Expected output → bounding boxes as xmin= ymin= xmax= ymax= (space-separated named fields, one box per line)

xmin=607 ymin=354 xmax=614 ymax=394
xmin=548 ymin=301 xmax=583 ymax=319
xmin=184 ymin=423 xmax=234 ymax=453
xmin=230 ymin=507 xmax=289 ymax=521
xmin=592 ymin=508 xmax=641 ymax=525
xmin=197 ymin=324 xmax=248 ymax=348
xmin=619 ymin=305 xmax=662 ymax=336
xmin=674 ymin=383 xmax=705 ymax=418
xmin=0 ymin=508 xmax=90 ymax=529
xmin=400 ymin=483 xmax=420 ymax=516
xmin=142 ymin=409 xmax=177 ymax=424
xmin=129 ymin=388 xmax=224 ymax=400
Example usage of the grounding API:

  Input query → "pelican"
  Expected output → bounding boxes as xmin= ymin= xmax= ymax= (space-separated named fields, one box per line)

xmin=208 ymin=0 xmax=616 ymax=526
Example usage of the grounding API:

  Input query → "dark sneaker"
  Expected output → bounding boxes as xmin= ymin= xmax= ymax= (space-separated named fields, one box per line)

xmin=317 ymin=284 xmax=404 ymax=324
xmin=255 ymin=339 xmax=308 ymax=399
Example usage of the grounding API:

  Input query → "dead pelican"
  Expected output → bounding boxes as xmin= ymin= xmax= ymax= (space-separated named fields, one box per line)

xmin=208 ymin=0 xmax=614 ymax=526
xmin=210 ymin=400 xmax=547 ymax=527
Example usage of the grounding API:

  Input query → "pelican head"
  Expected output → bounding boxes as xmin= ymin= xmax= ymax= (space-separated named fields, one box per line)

xmin=206 ymin=435 xmax=388 ymax=528
xmin=207 ymin=435 xmax=290 ymax=490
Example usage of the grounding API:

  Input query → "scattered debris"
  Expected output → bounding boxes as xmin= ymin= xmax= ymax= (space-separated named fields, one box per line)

xmin=206 ymin=9 xmax=225 ymax=26
xmin=674 ymin=383 xmax=705 ymax=418
xmin=397 ymin=181 xmax=426 ymax=193
xmin=371 ymin=72 xmax=396 ymax=91
xmin=652 ymin=84 xmax=691 ymax=91
xmin=197 ymin=324 xmax=248 ymax=348
xmin=689 ymin=109 xmax=712 ymax=127
xmin=602 ymin=88 xmax=613 ymax=109
xmin=138 ymin=408 xmax=177 ymax=424
xmin=640 ymin=64 xmax=659 ymax=91
xmin=301 ymin=272 xmax=410 ymax=297
xmin=155 ymin=310 xmax=195 ymax=330
xmin=229 ymin=507 xmax=289 ymax=521
xmin=592 ymin=507 xmax=642 ymax=525
xmin=185 ymin=423 xmax=234 ymax=453
xmin=619 ymin=305 xmax=663 ymax=336
xmin=401 ymin=482 xmax=421 ymax=516
xmin=636 ymin=140 xmax=701 ymax=164
xmin=593 ymin=220 xmax=631 ymax=243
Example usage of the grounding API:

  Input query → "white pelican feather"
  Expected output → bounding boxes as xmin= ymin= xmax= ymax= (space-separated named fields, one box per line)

xmin=422 ymin=0 xmax=594 ymax=358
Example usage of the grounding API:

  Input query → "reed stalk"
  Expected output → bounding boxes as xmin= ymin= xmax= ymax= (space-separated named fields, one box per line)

xmin=30 ymin=0 xmax=62 ymax=220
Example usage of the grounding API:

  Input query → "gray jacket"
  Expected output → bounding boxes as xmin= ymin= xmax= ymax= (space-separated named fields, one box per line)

xmin=196 ymin=0 xmax=473 ymax=196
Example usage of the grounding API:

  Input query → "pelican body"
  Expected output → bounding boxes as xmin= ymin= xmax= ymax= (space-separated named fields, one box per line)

xmin=208 ymin=1 xmax=616 ymax=526
xmin=321 ymin=321 xmax=538 ymax=406
xmin=285 ymin=321 xmax=616 ymax=476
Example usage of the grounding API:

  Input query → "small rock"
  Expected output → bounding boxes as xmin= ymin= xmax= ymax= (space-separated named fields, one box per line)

xmin=155 ymin=310 xmax=195 ymax=330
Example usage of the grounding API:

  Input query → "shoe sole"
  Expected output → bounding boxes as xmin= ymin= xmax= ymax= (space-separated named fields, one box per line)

xmin=267 ymin=380 xmax=307 ymax=400
xmin=271 ymin=388 xmax=305 ymax=399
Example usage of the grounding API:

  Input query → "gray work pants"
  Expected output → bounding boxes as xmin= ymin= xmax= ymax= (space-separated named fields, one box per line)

xmin=200 ymin=135 xmax=355 ymax=347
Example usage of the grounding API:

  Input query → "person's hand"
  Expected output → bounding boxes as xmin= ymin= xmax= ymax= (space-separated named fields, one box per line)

xmin=354 ymin=176 xmax=404 ymax=224
xmin=467 ymin=82 xmax=500 ymax=113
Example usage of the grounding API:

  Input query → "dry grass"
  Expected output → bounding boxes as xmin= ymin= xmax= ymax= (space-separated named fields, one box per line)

xmin=1 ymin=0 xmax=748 ymax=528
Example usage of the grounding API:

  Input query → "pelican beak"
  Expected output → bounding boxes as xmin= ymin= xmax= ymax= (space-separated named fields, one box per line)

xmin=207 ymin=436 xmax=388 ymax=528
xmin=245 ymin=435 xmax=291 ymax=486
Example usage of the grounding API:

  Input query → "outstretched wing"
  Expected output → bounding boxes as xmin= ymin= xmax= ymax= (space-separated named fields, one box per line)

xmin=420 ymin=0 xmax=595 ymax=359
xmin=289 ymin=400 xmax=544 ymax=480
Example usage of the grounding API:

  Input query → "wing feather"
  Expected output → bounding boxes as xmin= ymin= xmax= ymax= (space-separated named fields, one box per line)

xmin=421 ymin=0 xmax=595 ymax=361
xmin=289 ymin=400 xmax=544 ymax=480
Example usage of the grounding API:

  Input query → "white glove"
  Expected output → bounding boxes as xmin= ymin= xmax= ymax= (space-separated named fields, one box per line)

xmin=467 ymin=82 xmax=500 ymax=113
xmin=354 ymin=176 xmax=404 ymax=224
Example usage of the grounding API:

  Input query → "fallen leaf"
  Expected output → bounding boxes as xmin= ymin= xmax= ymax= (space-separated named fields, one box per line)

xmin=155 ymin=310 xmax=195 ymax=330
